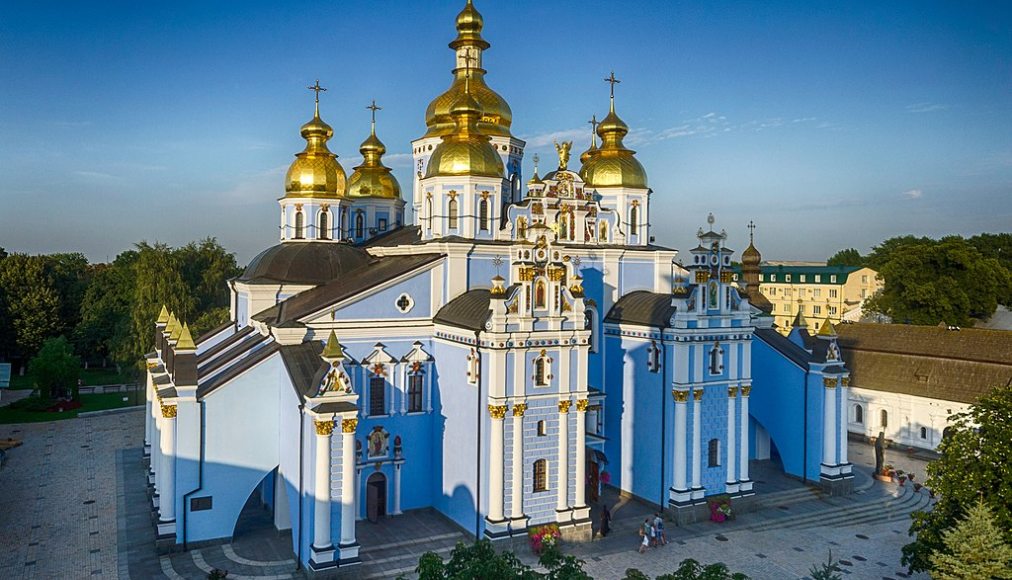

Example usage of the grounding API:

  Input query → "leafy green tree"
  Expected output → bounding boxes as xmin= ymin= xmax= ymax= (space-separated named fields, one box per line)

xmin=0 ymin=254 xmax=62 ymax=362
xmin=865 ymin=236 xmax=1010 ymax=326
xmin=42 ymin=252 xmax=89 ymax=337
xmin=28 ymin=336 xmax=81 ymax=400
xmin=623 ymin=570 xmax=650 ymax=580
xmin=826 ymin=248 xmax=863 ymax=267
xmin=654 ymin=559 xmax=749 ymax=580
xmin=930 ymin=498 xmax=1012 ymax=580
xmin=130 ymin=242 xmax=195 ymax=365
xmin=75 ymin=251 xmax=137 ymax=367
xmin=176 ymin=237 xmax=241 ymax=314
xmin=902 ymin=384 xmax=1012 ymax=573
xmin=863 ymin=235 xmax=932 ymax=270
xmin=808 ymin=551 xmax=842 ymax=580
xmin=967 ymin=232 xmax=1012 ymax=305
xmin=417 ymin=540 xmax=538 ymax=579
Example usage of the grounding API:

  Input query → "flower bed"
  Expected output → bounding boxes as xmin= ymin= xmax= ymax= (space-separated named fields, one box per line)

xmin=528 ymin=523 xmax=561 ymax=555
xmin=707 ymin=495 xmax=733 ymax=523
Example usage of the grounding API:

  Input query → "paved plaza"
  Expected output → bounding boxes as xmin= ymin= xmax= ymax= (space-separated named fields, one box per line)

xmin=0 ymin=410 xmax=931 ymax=579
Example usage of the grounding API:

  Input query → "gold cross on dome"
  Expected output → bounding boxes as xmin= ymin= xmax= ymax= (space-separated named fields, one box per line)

xmin=747 ymin=220 xmax=756 ymax=241
xmin=367 ymin=100 xmax=382 ymax=124
xmin=589 ymin=114 xmax=598 ymax=133
xmin=604 ymin=71 xmax=621 ymax=99
xmin=307 ymin=80 xmax=327 ymax=103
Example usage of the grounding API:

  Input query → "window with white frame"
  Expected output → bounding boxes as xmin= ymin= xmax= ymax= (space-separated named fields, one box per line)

xmin=408 ymin=373 xmax=423 ymax=413
xmin=708 ymin=343 xmax=724 ymax=375
xmin=534 ymin=353 xmax=550 ymax=386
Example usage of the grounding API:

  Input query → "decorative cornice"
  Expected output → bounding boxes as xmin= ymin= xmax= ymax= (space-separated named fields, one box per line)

xmin=575 ymin=399 xmax=590 ymax=412
xmin=741 ymin=384 xmax=752 ymax=397
xmin=693 ymin=390 xmax=703 ymax=402
xmin=160 ymin=404 xmax=177 ymax=419
xmin=672 ymin=389 xmax=689 ymax=403
xmin=342 ymin=418 xmax=358 ymax=433
xmin=314 ymin=420 xmax=335 ymax=436
xmin=512 ymin=403 xmax=527 ymax=417
xmin=558 ymin=400 xmax=572 ymax=414
xmin=823 ymin=377 xmax=837 ymax=389
xmin=488 ymin=404 xmax=509 ymax=420
xmin=728 ymin=386 xmax=739 ymax=398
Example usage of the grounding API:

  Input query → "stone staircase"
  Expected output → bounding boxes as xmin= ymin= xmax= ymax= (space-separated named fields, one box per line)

xmin=357 ymin=530 xmax=470 ymax=579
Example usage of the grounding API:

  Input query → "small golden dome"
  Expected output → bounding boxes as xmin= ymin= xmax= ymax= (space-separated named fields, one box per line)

xmin=425 ymin=90 xmax=504 ymax=179
xmin=453 ymin=0 xmax=486 ymax=43
xmin=579 ymin=100 xmax=647 ymax=189
xmin=742 ymin=242 xmax=761 ymax=266
xmin=347 ymin=124 xmax=401 ymax=200
xmin=579 ymin=141 xmax=598 ymax=166
xmin=285 ymin=107 xmax=346 ymax=199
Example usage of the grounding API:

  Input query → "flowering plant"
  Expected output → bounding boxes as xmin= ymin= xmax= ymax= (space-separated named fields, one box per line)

xmin=708 ymin=495 xmax=733 ymax=523
xmin=528 ymin=523 xmax=561 ymax=555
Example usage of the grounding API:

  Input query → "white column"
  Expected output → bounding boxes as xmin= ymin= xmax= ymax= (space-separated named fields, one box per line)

xmin=574 ymin=400 xmax=588 ymax=508
xmin=557 ymin=400 xmax=571 ymax=511
xmin=673 ymin=390 xmax=688 ymax=492
xmin=726 ymin=387 xmax=737 ymax=485
xmin=839 ymin=378 xmax=849 ymax=465
xmin=739 ymin=385 xmax=750 ymax=482
xmin=488 ymin=404 xmax=507 ymax=522
xmin=340 ymin=419 xmax=357 ymax=546
xmin=313 ymin=420 xmax=333 ymax=550
xmin=823 ymin=377 xmax=838 ymax=466
xmin=691 ymin=389 xmax=702 ymax=491
xmin=392 ymin=463 xmax=403 ymax=515
xmin=510 ymin=403 xmax=526 ymax=519
xmin=158 ymin=404 xmax=176 ymax=523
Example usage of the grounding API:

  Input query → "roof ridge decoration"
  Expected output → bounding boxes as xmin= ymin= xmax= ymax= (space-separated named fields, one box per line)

xmin=156 ymin=305 xmax=170 ymax=325
xmin=818 ymin=317 xmax=837 ymax=336
xmin=322 ymin=330 xmax=345 ymax=360
xmin=176 ymin=323 xmax=196 ymax=350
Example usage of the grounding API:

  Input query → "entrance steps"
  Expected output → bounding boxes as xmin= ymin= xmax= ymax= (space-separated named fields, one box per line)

xmin=746 ymin=483 xmax=932 ymax=532
xmin=358 ymin=530 xmax=469 ymax=579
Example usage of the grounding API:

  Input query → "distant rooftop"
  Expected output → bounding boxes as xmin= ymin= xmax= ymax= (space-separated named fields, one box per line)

xmin=764 ymin=260 xmax=827 ymax=267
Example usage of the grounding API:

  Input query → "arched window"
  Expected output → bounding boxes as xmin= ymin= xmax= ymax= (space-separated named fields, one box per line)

xmin=479 ymin=198 xmax=489 ymax=231
xmin=448 ymin=197 xmax=458 ymax=229
xmin=340 ymin=207 xmax=348 ymax=239
xmin=535 ymin=280 xmax=547 ymax=309
xmin=630 ymin=205 xmax=639 ymax=236
xmin=708 ymin=438 xmax=720 ymax=467
xmin=355 ymin=212 xmax=364 ymax=239
xmin=559 ymin=214 xmax=569 ymax=240
xmin=294 ymin=211 xmax=305 ymax=239
xmin=537 ymin=420 xmax=547 ymax=436
xmin=880 ymin=409 xmax=888 ymax=428
xmin=533 ymin=459 xmax=548 ymax=492
xmin=408 ymin=373 xmax=423 ymax=413
xmin=318 ymin=210 xmax=329 ymax=240
xmin=919 ymin=426 xmax=927 ymax=440
xmin=854 ymin=404 xmax=864 ymax=424
xmin=426 ymin=197 xmax=433 ymax=231
xmin=534 ymin=354 xmax=549 ymax=387
xmin=369 ymin=375 xmax=385 ymax=416
xmin=517 ymin=217 xmax=527 ymax=239
xmin=709 ymin=343 xmax=724 ymax=375
xmin=599 ymin=221 xmax=608 ymax=243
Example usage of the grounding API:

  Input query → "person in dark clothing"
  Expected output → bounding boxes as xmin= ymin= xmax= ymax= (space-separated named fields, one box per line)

xmin=600 ymin=504 xmax=611 ymax=537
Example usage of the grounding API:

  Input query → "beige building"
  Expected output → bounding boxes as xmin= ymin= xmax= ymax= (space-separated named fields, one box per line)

xmin=754 ymin=263 xmax=882 ymax=332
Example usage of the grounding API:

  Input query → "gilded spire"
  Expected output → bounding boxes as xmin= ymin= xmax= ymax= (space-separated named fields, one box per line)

xmin=285 ymin=81 xmax=346 ymax=198
xmin=347 ymin=100 xmax=401 ymax=200
xmin=169 ymin=316 xmax=184 ymax=342
xmin=156 ymin=305 xmax=170 ymax=325
xmin=165 ymin=312 xmax=179 ymax=336
xmin=818 ymin=317 xmax=838 ymax=336
xmin=322 ymin=330 xmax=345 ymax=360
xmin=176 ymin=323 xmax=196 ymax=350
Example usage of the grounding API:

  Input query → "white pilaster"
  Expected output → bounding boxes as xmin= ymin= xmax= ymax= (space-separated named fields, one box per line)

xmin=671 ymin=390 xmax=690 ymax=503
xmin=392 ymin=463 xmax=403 ymax=515
xmin=725 ymin=387 xmax=738 ymax=493
xmin=510 ymin=404 xmax=526 ymax=520
xmin=839 ymin=378 xmax=851 ymax=473
xmin=312 ymin=420 xmax=333 ymax=551
xmin=739 ymin=385 xmax=752 ymax=492
xmin=339 ymin=418 xmax=359 ymax=562
xmin=574 ymin=400 xmax=588 ymax=508
xmin=691 ymin=389 xmax=703 ymax=498
xmin=156 ymin=403 xmax=176 ymax=537
xmin=822 ymin=377 xmax=838 ymax=470
xmin=556 ymin=400 xmax=571 ymax=512
xmin=488 ymin=404 xmax=507 ymax=522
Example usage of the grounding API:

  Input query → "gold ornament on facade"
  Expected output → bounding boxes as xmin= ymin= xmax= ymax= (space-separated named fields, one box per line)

xmin=488 ymin=404 xmax=509 ymax=420
xmin=314 ymin=419 xmax=335 ymax=436
xmin=728 ymin=386 xmax=739 ymax=398
xmin=146 ymin=361 xmax=159 ymax=370
xmin=695 ymin=271 xmax=710 ymax=283
xmin=823 ymin=377 xmax=837 ymax=389
xmin=342 ymin=418 xmax=358 ymax=433
xmin=693 ymin=389 xmax=703 ymax=402
xmin=512 ymin=403 xmax=527 ymax=417
xmin=741 ymin=384 xmax=752 ymax=397
xmin=672 ymin=389 xmax=689 ymax=403
xmin=547 ymin=265 xmax=566 ymax=282
xmin=161 ymin=404 xmax=177 ymax=419
xmin=575 ymin=399 xmax=590 ymax=412
xmin=720 ymin=271 xmax=734 ymax=284
xmin=518 ymin=267 xmax=535 ymax=281
xmin=558 ymin=400 xmax=572 ymax=414
xmin=841 ymin=377 xmax=850 ymax=387
xmin=554 ymin=140 xmax=572 ymax=171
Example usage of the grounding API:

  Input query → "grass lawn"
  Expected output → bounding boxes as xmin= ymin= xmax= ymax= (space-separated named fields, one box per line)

xmin=0 ymin=392 xmax=142 ymax=424
xmin=8 ymin=367 xmax=136 ymax=390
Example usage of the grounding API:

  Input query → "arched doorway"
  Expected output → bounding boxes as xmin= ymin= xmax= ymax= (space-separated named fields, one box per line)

xmin=366 ymin=472 xmax=387 ymax=523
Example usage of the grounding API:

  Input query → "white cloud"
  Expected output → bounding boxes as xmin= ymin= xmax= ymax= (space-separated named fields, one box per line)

xmin=519 ymin=128 xmax=587 ymax=149
xmin=906 ymin=102 xmax=947 ymax=113
xmin=902 ymin=188 xmax=923 ymax=200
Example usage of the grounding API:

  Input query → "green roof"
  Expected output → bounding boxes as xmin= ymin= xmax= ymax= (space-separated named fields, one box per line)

xmin=759 ymin=265 xmax=862 ymax=285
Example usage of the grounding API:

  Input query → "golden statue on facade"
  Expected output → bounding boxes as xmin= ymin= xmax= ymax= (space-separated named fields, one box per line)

xmin=554 ymin=140 xmax=573 ymax=171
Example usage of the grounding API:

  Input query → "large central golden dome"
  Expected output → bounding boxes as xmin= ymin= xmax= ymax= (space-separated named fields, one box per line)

xmin=284 ymin=106 xmax=347 ymax=198
xmin=423 ymin=1 xmax=512 ymax=138
xmin=425 ymin=91 xmax=504 ymax=178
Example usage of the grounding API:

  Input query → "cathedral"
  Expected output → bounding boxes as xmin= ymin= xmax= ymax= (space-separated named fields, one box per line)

xmin=144 ymin=1 xmax=853 ymax=572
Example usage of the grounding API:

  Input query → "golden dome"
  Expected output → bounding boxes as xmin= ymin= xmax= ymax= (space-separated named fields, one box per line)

xmin=347 ymin=124 xmax=402 ymax=200
xmin=579 ymin=100 xmax=647 ymax=189
xmin=742 ymin=242 xmax=761 ymax=266
xmin=285 ymin=106 xmax=346 ymax=199
xmin=452 ymin=0 xmax=487 ymax=47
xmin=425 ymin=90 xmax=504 ymax=179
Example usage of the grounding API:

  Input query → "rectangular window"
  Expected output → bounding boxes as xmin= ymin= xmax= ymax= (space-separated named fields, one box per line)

xmin=408 ymin=374 xmax=423 ymax=413
xmin=800 ymin=274 xmax=806 ymax=282
xmin=708 ymin=439 xmax=720 ymax=467
xmin=785 ymin=274 xmax=792 ymax=282
xmin=830 ymin=275 xmax=837 ymax=283
xmin=533 ymin=459 xmax=548 ymax=492
xmin=378 ymin=218 xmax=388 ymax=231
xmin=770 ymin=274 xmax=776 ymax=282
xmin=190 ymin=496 xmax=213 ymax=511
xmin=815 ymin=275 xmax=821 ymax=283
xmin=813 ymin=305 xmax=821 ymax=315
xmin=829 ymin=289 xmax=838 ymax=298
xmin=814 ymin=288 xmax=821 ymax=298
xmin=369 ymin=376 xmax=385 ymax=416
xmin=862 ymin=275 xmax=868 ymax=283
xmin=829 ymin=306 xmax=838 ymax=315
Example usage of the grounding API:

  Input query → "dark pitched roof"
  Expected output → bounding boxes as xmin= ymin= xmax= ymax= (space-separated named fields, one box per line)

xmin=837 ymin=323 xmax=1012 ymax=403
xmin=605 ymin=291 xmax=676 ymax=327
xmin=434 ymin=289 xmax=493 ymax=331
xmin=253 ymin=253 xmax=444 ymax=326
xmin=196 ymin=325 xmax=255 ymax=364
xmin=195 ymin=320 xmax=236 ymax=345
xmin=197 ymin=342 xmax=280 ymax=398
xmin=279 ymin=342 xmax=327 ymax=399
xmin=239 ymin=242 xmax=372 ymax=285
xmin=754 ymin=327 xmax=812 ymax=370
xmin=198 ymin=332 xmax=268 ymax=377
xmin=364 ymin=226 xmax=422 ymax=248
xmin=313 ymin=401 xmax=358 ymax=414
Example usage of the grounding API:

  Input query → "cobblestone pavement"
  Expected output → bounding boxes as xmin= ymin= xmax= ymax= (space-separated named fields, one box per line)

xmin=0 ymin=408 xmax=140 ymax=579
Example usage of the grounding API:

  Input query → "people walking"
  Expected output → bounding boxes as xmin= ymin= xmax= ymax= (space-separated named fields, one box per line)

xmin=653 ymin=513 xmax=667 ymax=546
xmin=600 ymin=504 xmax=611 ymax=537
xmin=638 ymin=518 xmax=650 ymax=553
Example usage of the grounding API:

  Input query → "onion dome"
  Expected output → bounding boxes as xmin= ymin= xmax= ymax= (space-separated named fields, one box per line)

xmin=424 ymin=1 xmax=512 ymax=138
xmin=742 ymin=241 xmax=761 ymax=267
xmin=347 ymin=113 xmax=401 ymax=200
xmin=580 ymin=92 xmax=648 ymax=189
xmin=580 ymin=115 xmax=600 ymax=166
xmin=425 ymin=89 xmax=504 ymax=178
xmin=284 ymin=99 xmax=347 ymax=199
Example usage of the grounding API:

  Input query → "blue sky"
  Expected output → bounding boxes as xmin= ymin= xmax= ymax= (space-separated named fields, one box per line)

xmin=1 ymin=0 xmax=1010 ymax=263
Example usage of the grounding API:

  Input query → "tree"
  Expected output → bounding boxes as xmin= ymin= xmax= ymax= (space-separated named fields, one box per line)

xmin=175 ymin=237 xmax=241 ymax=314
xmin=417 ymin=540 xmax=538 ymax=580
xmin=654 ymin=559 xmax=749 ymax=580
xmin=808 ymin=551 xmax=842 ymax=580
xmin=130 ymin=242 xmax=195 ymax=365
xmin=826 ymin=248 xmax=863 ymax=267
xmin=75 ymin=252 xmax=137 ymax=367
xmin=930 ymin=498 xmax=1012 ymax=579
xmin=864 ymin=236 xmax=1010 ymax=326
xmin=42 ymin=252 xmax=89 ymax=337
xmin=0 ymin=254 xmax=62 ymax=363
xmin=28 ymin=336 xmax=81 ymax=400
xmin=967 ymin=233 xmax=1012 ymax=305
xmin=902 ymin=384 xmax=1012 ymax=573
xmin=864 ymin=235 xmax=932 ymax=270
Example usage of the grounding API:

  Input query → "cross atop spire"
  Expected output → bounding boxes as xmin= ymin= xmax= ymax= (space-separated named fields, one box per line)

xmin=533 ymin=153 xmax=540 ymax=174
xmin=307 ymin=80 xmax=327 ymax=116
xmin=366 ymin=99 xmax=382 ymax=133
xmin=747 ymin=220 xmax=756 ymax=243
xmin=604 ymin=71 xmax=621 ymax=112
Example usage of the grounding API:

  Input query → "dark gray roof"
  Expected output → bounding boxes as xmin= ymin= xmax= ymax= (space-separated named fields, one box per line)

xmin=198 ymin=333 xmax=267 ymax=377
xmin=197 ymin=342 xmax=280 ymax=398
xmin=195 ymin=320 xmax=235 ymax=345
xmin=434 ymin=289 xmax=493 ymax=331
xmin=254 ymin=253 xmax=445 ymax=326
xmin=197 ymin=325 xmax=255 ymax=364
xmin=364 ymin=226 xmax=422 ymax=247
xmin=605 ymin=291 xmax=676 ymax=327
xmin=239 ymin=242 xmax=372 ymax=285
xmin=279 ymin=342 xmax=327 ymax=399
xmin=313 ymin=401 xmax=358 ymax=414
xmin=754 ymin=328 xmax=812 ymax=370
xmin=363 ymin=224 xmax=675 ymax=253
